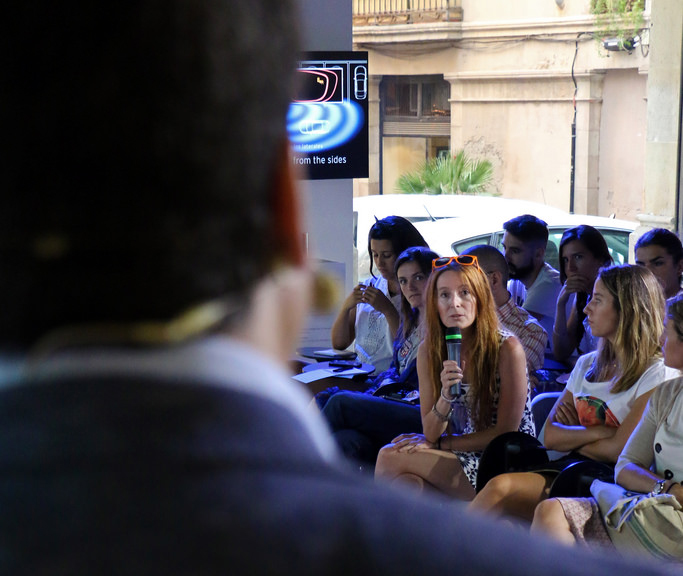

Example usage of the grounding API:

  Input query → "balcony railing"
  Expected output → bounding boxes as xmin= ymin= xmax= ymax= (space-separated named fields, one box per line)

xmin=352 ymin=0 xmax=463 ymax=26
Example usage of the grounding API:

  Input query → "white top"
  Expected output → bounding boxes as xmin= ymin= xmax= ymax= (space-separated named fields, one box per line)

xmin=566 ymin=352 xmax=677 ymax=427
xmin=508 ymin=263 xmax=561 ymax=352
xmin=615 ymin=377 xmax=683 ymax=483
xmin=354 ymin=275 xmax=402 ymax=373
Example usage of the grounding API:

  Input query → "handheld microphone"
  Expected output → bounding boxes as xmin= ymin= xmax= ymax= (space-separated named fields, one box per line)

xmin=445 ymin=327 xmax=462 ymax=397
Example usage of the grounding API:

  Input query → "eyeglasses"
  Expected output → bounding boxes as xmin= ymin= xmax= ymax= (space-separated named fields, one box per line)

xmin=432 ymin=255 xmax=480 ymax=271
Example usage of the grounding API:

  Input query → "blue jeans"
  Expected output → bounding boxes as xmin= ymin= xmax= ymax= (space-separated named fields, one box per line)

xmin=321 ymin=391 xmax=422 ymax=466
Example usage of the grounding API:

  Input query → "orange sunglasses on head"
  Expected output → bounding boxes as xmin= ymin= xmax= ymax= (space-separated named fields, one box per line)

xmin=431 ymin=254 xmax=480 ymax=271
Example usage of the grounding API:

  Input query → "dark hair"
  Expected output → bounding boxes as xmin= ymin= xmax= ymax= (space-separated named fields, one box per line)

xmin=394 ymin=246 xmax=439 ymax=337
xmin=635 ymin=228 xmax=683 ymax=263
xmin=1 ymin=2 xmax=300 ymax=347
xmin=367 ymin=216 xmax=428 ymax=278
xmin=558 ymin=225 xmax=612 ymax=284
xmin=667 ymin=293 xmax=683 ymax=342
xmin=503 ymin=214 xmax=549 ymax=246
xmin=559 ymin=225 xmax=613 ymax=345
xmin=461 ymin=244 xmax=509 ymax=284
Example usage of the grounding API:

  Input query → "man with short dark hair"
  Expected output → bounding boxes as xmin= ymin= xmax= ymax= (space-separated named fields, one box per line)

xmin=0 ymin=3 xmax=676 ymax=575
xmin=502 ymin=214 xmax=561 ymax=351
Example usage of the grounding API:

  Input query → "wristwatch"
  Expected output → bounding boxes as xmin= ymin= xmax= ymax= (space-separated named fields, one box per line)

xmin=652 ymin=479 xmax=666 ymax=495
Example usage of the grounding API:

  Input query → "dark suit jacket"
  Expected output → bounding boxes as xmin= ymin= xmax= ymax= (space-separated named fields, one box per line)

xmin=0 ymin=374 xmax=677 ymax=575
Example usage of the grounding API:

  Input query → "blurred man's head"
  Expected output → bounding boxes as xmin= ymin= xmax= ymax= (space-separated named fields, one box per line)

xmin=1 ymin=2 xmax=301 ymax=347
xmin=460 ymin=244 xmax=509 ymax=304
xmin=502 ymin=214 xmax=549 ymax=284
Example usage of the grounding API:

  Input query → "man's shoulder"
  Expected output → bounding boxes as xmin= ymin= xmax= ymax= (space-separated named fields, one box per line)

xmin=538 ymin=263 xmax=561 ymax=284
xmin=526 ymin=263 xmax=561 ymax=302
xmin=500 ymin=298 xmax=544 ymax=330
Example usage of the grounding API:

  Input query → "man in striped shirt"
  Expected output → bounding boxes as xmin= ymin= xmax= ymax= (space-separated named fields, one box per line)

xmin=462 ymin=245 xmax=548 ymax=386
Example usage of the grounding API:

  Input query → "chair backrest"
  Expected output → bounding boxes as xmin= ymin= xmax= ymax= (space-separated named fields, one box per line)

xmin=530 ymin=391 xmax=561 ymax=438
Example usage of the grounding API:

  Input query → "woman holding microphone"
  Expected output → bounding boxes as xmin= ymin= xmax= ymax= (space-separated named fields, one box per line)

xmin=374 ymin=255 xmax=535 ymax=500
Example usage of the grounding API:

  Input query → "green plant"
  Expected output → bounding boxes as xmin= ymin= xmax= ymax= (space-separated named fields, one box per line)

xmin=396 ymin=150 xmax=494 ymax=196
xmin=591 ymin=0 xmax=645 ymax=52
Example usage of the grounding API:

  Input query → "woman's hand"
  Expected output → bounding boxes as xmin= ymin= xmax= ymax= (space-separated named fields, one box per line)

xmin=563 ymin=275 xmax=593 ymax=296
xmin=388 ymin=433 xmax=436 ymax=453
xmin=440 ymin=359 xmax=464 ymax=399
xmin=340 ymin=284 xmax=365 ymax=312
xmin=359 ymin=284 xmax=393 ymax=315
xmin=553 ymin=398 xmax=580 ymax=426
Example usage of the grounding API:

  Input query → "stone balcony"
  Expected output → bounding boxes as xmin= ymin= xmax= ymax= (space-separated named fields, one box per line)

xmin=352 ymin=0 xmax=463 ymax=26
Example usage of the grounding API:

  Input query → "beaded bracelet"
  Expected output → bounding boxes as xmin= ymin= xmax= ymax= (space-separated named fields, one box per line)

xmin=431 ymin=403 xmax=452 ymax=423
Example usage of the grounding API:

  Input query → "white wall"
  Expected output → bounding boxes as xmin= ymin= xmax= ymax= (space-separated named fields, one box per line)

xmin=296 ymin=0 xmax=355 ymax=347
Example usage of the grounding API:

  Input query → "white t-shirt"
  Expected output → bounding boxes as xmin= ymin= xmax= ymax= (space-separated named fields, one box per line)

xmin=566 ymin=352 xmax=677 ymax=427
xmin=354 ymin=276 xmax=402 ymax=374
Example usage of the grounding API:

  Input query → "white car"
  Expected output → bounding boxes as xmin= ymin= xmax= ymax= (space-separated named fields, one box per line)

xmin=354 ymin=194 xmax=636 ymax=281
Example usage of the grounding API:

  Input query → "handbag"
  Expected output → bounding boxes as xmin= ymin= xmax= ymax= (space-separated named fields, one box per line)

xmin=590 ymin=479 xmax=683 ymax=561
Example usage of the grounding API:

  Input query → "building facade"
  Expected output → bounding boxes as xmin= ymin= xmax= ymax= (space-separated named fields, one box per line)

xmin=352 ymin=0 xmax=682 ymax=233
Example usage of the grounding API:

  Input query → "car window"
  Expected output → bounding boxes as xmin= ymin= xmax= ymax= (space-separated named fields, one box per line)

xmin=599 ymin=229 xmax=630 ymax=265
xmin=451 ymin=234 xmax=494 ymax=254
xmin=547 ymin=230 xmax=563 ymax=271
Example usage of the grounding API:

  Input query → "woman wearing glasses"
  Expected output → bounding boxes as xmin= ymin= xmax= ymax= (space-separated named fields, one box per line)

xmin=374 ymin=255 xmax=535 ymax=501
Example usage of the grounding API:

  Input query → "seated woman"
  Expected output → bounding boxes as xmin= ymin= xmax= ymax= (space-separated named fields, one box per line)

xmin=552 ymin=225 xmax=612 ymax=365
xmin=322 ymin=247 xmax=439 ymax=468
xmin=373 ymin=254 xmax=535 ymax=501
xmin=635 ymin=228 xmax=683 ymax=300
xmin=468 ymin=265 xmax=678 ymax=522
xmin=531 ymin=293 xmax=683 ymax=552
xmin=331 ymin=215 xmax=428 ymax=373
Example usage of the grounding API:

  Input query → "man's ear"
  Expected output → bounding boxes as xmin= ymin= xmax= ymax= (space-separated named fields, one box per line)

xmin=534 ymin=243 xmax=546 ymax=263
xmin=488 ymin=269 xmax=502 ymax=290
xmin=270 ymin=140 xmax=304 ymax=267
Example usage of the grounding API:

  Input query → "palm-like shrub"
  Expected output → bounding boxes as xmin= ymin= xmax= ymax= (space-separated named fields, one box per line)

xmin=396 ymin=150 xmax=494 ymax=195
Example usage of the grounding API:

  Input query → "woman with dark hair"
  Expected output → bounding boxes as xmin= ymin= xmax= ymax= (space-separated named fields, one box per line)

xmin=323 ymin=247 xmax=439 ymax=468
xmin=374 ymin=255 xmax=534 ymax=501
xmin=635 ymin=227 xmax=683 ymax=299
xmin=331 ymin=215 xmax=428 ymax=372
xmin=553 ymin=225 xmax=613 ymax=364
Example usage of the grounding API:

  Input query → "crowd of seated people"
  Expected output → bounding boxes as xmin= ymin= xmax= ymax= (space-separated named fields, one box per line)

xmin=322 ymin=212 xmax=683 ymax=560
xmin=6 ymin=0 xmax=681 ymax=571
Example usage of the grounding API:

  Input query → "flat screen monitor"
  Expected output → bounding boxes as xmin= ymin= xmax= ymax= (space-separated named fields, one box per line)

xmin=288 ymin=51 xmax=369 ymax=180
